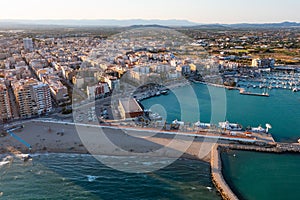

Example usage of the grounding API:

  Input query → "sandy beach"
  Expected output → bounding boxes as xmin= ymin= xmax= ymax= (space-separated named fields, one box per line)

xmin=0 ymin=121 xmax=220 ymax=162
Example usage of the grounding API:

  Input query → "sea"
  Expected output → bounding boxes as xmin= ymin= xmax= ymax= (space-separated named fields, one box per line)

xmin=141 ymin=82 xmax=300 ymax=200
xmin=0 ymin=154 xmax=220 ymax=200
xmin=221 ymin=150 xmax=300 ymax=200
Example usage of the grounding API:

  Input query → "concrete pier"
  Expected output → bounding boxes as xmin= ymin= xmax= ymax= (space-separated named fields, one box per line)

xmin=211 ymin=145 xmax=239 ymax=200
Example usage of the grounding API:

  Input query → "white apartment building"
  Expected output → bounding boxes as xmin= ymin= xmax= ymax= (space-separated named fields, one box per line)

xmin=0 ymin=81 xmax=12 ymax=121
xmin=12 ymin=79 xmax=52 ymax=118
xmin=23 ymin=38 xmax=34 ymax=51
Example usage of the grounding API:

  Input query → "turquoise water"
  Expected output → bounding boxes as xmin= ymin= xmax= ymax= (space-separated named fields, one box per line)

xmin=141 ymin=83 xmax=300 ymax=142
xmin=0 ymin=154 xmax=220 ymax=200
xmin=141 ymin=82 xmax=300 ymax=199
xmin=221 ymin=150 xmax=300 ymax=200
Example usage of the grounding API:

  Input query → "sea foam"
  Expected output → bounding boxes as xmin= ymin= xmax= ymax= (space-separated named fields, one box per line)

xmin=87 ymin=175 xmax=98 ymax=182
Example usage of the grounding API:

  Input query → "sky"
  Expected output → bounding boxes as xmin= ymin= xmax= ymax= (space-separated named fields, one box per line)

xmin=1 ymin=0 xmax=300 ymax=24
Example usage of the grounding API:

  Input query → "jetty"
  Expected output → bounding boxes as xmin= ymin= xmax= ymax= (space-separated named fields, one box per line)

xmin=239 ymin=88 xmax=269 ymax=97
xmin=211 ymin=144 xmax=238 ymax=200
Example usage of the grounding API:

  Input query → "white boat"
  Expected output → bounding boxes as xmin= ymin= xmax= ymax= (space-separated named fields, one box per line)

xmin=172 ymin=119 xmax=184 ymax=126
xmin=161 ymin=90 xmax=169 ymax=95
xmin=149 ymin=113 xmax=162 ymax=120
xmin=194 ymin=121 xmax=211 ymax=129
xmin=251 ymin=125 xmax=266 ymax=133
xmin=219 ymin=121 xmax=243 ymax=131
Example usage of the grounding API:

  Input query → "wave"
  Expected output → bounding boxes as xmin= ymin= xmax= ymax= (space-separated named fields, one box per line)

xmin=206 ymin=186 xmax=213 ymax=191
xmin=0 ymin=155 xmax=13 ymax=167
xmin=0 ymin=161 xmax=10 ymax=166
xmin=86 ymin=175 xmax=98 ymax=182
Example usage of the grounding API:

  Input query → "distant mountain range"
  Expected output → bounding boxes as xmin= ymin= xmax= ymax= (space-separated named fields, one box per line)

xmin=228 ymin=21 xmax=300 ymax=29
xmin=1 ymin=19 xmax=300 ymax=28
xmin=0 ymin=19 xmax=198 ymax=27
xmin=188 ymin=22 xmax=300 ymax=29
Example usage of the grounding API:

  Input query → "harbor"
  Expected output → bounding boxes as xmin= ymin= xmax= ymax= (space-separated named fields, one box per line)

xmin=211 ymin=142 xmax=300 ymax=200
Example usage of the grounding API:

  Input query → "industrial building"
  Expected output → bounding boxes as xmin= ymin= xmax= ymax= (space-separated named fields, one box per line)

xmin=118 ymin=98 xmax=144 ymax=119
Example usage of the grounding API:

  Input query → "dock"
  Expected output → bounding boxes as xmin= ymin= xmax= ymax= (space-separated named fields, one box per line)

xmin=239 ymin=88 xmax=269 ymax=97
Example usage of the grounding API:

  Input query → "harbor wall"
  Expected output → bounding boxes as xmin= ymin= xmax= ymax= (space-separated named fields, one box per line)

xmin=211 ymin=144 xmax=239 ymax=200
xmin=222 ymin=142 xmax=300 ymax=153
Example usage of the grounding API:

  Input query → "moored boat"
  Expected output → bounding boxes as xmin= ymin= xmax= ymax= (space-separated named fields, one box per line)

xmin=194 ymin=121 xmax=211 ymax=129
xmin=250 ymin=125 xmax=266 ymax=133
xmin=160 ymin=90 xmax=169 ymax=95
xmin=219 ymin=121 xmax=243 ymax=131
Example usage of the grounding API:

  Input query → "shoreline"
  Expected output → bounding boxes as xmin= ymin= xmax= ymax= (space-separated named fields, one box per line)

xmin=3 ymin=120 xmax=299 ymax=199
xmin=0 ymin=120 xmax=214 ymax=163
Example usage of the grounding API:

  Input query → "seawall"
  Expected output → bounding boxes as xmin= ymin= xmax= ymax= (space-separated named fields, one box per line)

xmin=211 ymin=144 xmax=239 ymax=200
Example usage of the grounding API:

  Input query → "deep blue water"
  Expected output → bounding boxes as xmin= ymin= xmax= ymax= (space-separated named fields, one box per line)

xmin=0 ymin=154 xmax=220 ymax=200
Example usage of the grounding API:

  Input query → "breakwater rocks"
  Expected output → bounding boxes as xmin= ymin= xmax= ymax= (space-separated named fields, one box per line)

xmin=222 ymin=142 xmax=300 ymax=154
xmin=211 ymin=145 xmax=239 ymax=200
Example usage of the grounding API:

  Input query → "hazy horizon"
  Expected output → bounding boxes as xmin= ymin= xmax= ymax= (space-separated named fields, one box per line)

xmin=1 ymin=18 xmax=300 ymax=25
xmin=1 ymin=0 xmax=300 ymax=24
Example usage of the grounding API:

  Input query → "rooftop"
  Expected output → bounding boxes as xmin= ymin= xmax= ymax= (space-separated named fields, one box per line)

xmin=119 ymin=98 xmax=143 ymax=113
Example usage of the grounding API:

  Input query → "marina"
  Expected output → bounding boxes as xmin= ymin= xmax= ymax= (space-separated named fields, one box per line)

xmin=237 ymin=71 xmax=300 ymax=94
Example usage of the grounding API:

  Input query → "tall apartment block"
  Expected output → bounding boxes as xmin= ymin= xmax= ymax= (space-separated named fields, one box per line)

xmin=0 ymin=81 xmax=12 ymax=122
xmin=12 ymin=79 xmax=52 ymax=118
xmin=23 ymin=37 xmax=34 ymax=51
